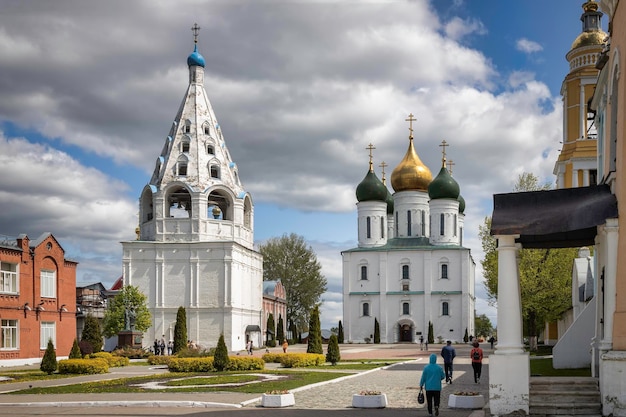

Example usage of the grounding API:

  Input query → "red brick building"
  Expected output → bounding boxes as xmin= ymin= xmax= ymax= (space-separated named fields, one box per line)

xmin=0 ymin=233 xmax=77 ymax=366
xmin=262 ymin=280 xmax=287 ymax=342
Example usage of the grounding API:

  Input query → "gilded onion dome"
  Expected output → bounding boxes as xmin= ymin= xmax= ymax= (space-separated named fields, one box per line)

xmin=571 ymin=1 xmax=606 ymax=50
xmin=391 ymin=132 xmax=432 ymax=192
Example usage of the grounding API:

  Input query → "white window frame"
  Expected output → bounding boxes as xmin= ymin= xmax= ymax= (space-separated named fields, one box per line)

xmin=442 ymin=301 xmax=450 ymax=316
xmin=0 ymin=262 xmax=18 ymax=294
xmin=40 ymin=321 xmax=56 ymax=349
xmin=362 ymin=302 xmax=370 ymax=317
xmin=1 ymin=319 xmax=18 ymax=349
xmin=41 ymin=270 xmax=56 ymax=298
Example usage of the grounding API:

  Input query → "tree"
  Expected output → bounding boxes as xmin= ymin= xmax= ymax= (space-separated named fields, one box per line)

xmin=40 ymin=338 xmax=57 ymax=375
xmin=480 ymin=173 xmax=578 ymax=350
xmin=374 ymin=318 xmax=380 ymax=343
xmin=338 ymin=320 xmax=344 ymax=344
xmin=82 ymin=314 xmax=103 ymax=353
xmin=102 ymin=285 xmax=151 ymax=338
xmin=258 ymin=234 xmax=327 ymax=329
xmin=69 ymin=338 xmax=82 ymax=359
xmin=475 ymin=314 xmax=494 ymax=338
xmin=266 ymin=313 xmax=276 ymax=347
xmin=276 ymin=314 xmax=285 ymax=344
xmin=173 ymin=306 xmax=187 ymax=354
xmin=428 ymin=321 xmax=434 ymax=344
xmin=307 ymin=305 xmax=323 ymax=354
xmin=326 ymin=334 xmax=341 ymax=365
xmin=213 ymin=334 xmax=230 ymax=371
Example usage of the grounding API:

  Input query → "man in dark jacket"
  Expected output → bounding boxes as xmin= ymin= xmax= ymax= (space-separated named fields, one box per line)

xmin=440 ymin=340 xmax=456 ymax=384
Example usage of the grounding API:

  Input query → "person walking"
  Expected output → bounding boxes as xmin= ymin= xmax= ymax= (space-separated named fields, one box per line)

xmin=470 ymin=341 xmax=484 ymax=383
xmin=441 ymin=340 xmax=456 ymax=384
xmin=282 ymin=339 xmax=289 ymax=353
xmin=420 ymin=353 xmax=445 ymax=417
xmin=419 ymin=335 xmax=424 ymax=351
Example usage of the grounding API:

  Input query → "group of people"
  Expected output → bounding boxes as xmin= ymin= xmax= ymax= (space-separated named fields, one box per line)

xmin=419 ymin=340 xmax=484 ymax=417
xmin=152 ymin=336 xmax=174 ymax=355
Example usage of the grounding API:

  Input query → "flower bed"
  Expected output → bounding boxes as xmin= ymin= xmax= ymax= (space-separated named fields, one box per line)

xmin=261 ymin=391 xmax=295 ymax=408
xmin=352 ymin=391 xmax=388 ymax=408
xmin=448 ymin=392 xmax=485 ymax=409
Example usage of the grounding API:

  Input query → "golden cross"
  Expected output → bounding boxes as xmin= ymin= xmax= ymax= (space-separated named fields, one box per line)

xmin=379 ymin=161 xmax=388 ymax=184
xmin=447 ymin=159 xmax=455 ymax=175
xmin=405 ymin=113 xmax=416 ymax=138
xmin=439 ymin=140 xmax=449 ymax=163
xmin=366 ymin=143 xmax=376 ymax=171
xmin=192 ymin=23 xmax=201 ymax=44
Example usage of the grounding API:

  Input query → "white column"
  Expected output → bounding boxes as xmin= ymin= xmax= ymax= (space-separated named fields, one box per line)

xmin=572 ymin=169 xmax=579 ymax=187
xmin=600 ymin=218 xmax=619 ymax=350
xmin=580 ymin=82 xmax=586 ymax=139
xmin=489 ymin=234 xmax=529 ymax=416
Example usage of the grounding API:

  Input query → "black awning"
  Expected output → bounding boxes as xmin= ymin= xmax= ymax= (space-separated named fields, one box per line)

xmin=245 ymin=325 xmax=261 ymax=332
xmin=491 ymin=184 xmax=617 ymax=248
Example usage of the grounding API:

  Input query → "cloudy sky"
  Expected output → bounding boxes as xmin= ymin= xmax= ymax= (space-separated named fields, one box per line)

xmin=0 ymin=0 xmax=600 ymax=329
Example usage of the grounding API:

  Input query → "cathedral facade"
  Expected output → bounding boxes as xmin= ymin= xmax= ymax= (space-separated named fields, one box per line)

xmin=342 ymin=121 xmax=475 ymax=344
xmin=121 ymin=29 xmax=263 ymax=352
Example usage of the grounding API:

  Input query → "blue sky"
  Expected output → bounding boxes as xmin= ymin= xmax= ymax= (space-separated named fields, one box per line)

xmin=0 ymin=0 xmax=605 ymax=330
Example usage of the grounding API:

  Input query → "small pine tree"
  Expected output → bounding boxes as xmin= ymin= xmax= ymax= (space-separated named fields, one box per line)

xmin=428 ymin=321 xmax=434 ymax=344
xmin=266 ymin=313 xmax=276 ymax=347
xmin=307 ymin=305 xmax=323 ymax=354
xmin=40 ymin=338 xmax=57 ymax=375
xmin=69 ymin=338 xmax=82 ymax=359
xmin=326 ymin=334 xmax=341 ymax=365
xmin=464 ymin=328 xmax=469 ymax=343
xmin=338 ymin=320 xmax=344 ymax=344
xmin=374 ymin=318 xmax=380 ymax=344
xmin=173 ymin=306 xmax=187 ymax=354
xmin=82 ymin=314 xmax=102 ymax=353
xmin=213 ymin=334 xmax=230 ymax=371
xmin=276 ymin=314 xmax=285 ymax=344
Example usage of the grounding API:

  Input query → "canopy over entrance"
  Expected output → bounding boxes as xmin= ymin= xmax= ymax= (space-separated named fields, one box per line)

xmin=491 ymin=184 xmax=617 ymax=248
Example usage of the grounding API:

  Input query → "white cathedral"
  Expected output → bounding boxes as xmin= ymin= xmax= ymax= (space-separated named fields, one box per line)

xmin=342 ymin=121 xmax=475 ymax=344
xmin=121 ymin=27 xmax=263 ymax=352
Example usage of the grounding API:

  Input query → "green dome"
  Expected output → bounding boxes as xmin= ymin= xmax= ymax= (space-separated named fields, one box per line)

xmin=428 ymin=166 xmax=460 ymax=200
xmin=458 ymin=194 xmax=466 ymax=213
xmin=356 ymin=170 xmax=388 ymax=202
xmin=386 ymin=189 xmax=394 ymax=214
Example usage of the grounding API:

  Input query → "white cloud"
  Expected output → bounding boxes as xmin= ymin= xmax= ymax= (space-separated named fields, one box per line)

xmin=444 ymin=17 xmax=487 ymax=41
xmin=516 ymin=38 xmax=544 ymax=54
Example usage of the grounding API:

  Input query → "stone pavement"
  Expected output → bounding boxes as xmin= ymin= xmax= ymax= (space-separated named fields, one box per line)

xmin=0 ymin=343 xmax=490 ymax=417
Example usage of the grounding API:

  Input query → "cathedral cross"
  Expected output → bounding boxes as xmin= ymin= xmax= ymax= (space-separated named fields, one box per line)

xmin=366 ymin=143 xmax=376 ymax=171
xmin=192 ymin=23 xmax=201 ymax=44
xmin=405 ymin=113 xmax=416 ymax=138
xmin=379 ymin=161 xmax=388 ymax=184
xmin=439 ymin=140 xmax=449 ymax=166
xmin=447 ymin=159 xmax=455 ymax=175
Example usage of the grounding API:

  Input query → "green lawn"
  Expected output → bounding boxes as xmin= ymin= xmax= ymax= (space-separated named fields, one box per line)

xmin=529 ymin=358 xmax=591 ymax=377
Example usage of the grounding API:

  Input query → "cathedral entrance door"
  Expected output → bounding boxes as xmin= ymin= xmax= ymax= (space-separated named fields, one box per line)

xmin=400 ymin=324 xmax=412 ymax=342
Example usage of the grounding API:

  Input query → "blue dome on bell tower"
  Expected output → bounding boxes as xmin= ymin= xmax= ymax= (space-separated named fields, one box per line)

xmin=187 ymin=44 xmax=205 ymax=68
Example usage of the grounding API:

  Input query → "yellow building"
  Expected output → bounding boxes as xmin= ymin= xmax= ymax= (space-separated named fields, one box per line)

xmin=554 ymin=0 xmax=606 ymax=189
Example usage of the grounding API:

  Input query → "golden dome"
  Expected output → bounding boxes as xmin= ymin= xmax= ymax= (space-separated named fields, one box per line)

xmin=390 ymin=136 xmax=432 ymax=192
xmin=571 ymin=30 xmax=606 ymax=50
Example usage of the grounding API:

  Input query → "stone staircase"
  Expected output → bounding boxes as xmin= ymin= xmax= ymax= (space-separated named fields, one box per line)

xmin=529 ymin=377 xmax=602 ymax=417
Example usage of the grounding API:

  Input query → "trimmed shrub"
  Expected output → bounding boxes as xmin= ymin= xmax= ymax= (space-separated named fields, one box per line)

xmin=148 ymin=355 xmax=173 ymax=366
xmin=213 ymin=334 xmax=230 ymax=371
xmin=40 ymin=339 xmax=57 ymax=375
xmin=307 ymin=306 xmax=323 ymax=354
xmin=90 ymin=352 xmax=129 ymax=367
xmin=262 ymin=353 xmax=284 ymax=363
xmin=173 ymin=306 xmax=187 ymax=354
xmin=69 ymin=339 xmax=82 ymax=359
xmin=168 ymin=357 xmax=215 ymax=372
xmin=280 ymin=353 xmax=325 ymax=368
xmin=326 ymin=334 xmax=341 ymax=365
xmin=226 ymin=356 xmax=264 ymax=371
xmin=81 ymin=315 xmax=103 ymax=353
xmin=58 ymin=358 xmax=109 ymax=374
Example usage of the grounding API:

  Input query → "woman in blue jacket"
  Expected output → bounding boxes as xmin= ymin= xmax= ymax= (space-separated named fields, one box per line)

xmin=420 ymin=353 xmax=445 ymax=416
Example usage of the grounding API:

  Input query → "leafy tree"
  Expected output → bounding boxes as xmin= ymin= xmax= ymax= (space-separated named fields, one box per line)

xmin=338 ymin=320 xmax=344 ymax=344
xmin=307 ymin=305 xmax=323 ymax=354
xmin=102 ymin=285 xmax=151 ymax=338
xmin=69 ymin=338 xmax=82 ymax=359
xmin=374 ymin=318 xmax=380 ymax=343
xmin=40 ymin=338 xmax=57 ymax=374
xmin=173 ymin=306 xmax=187 ymax=354
xmin=82 ymin=314 xmax=103 ymax=353
xmin=464 ymin=328 xmax=469 ymax=343
xmin=266 ymin=313 xmax=276 ymax=347
xmin=276 ymin=314 xmax=285 ymax=344
xmin=326 ymin=334 xmax=341 ymax=365
xmin=475 ymin=314 xmax=494 ymax=338
xmin=428 ymin=321 xmax=434 ymax=344
xmin=213 ymin=334 xmax=230 ymax=371
xmin=258 ymin=234 xmax=327 ymax=329
xmin=480 ymin=173 xmax=578 ymax=350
